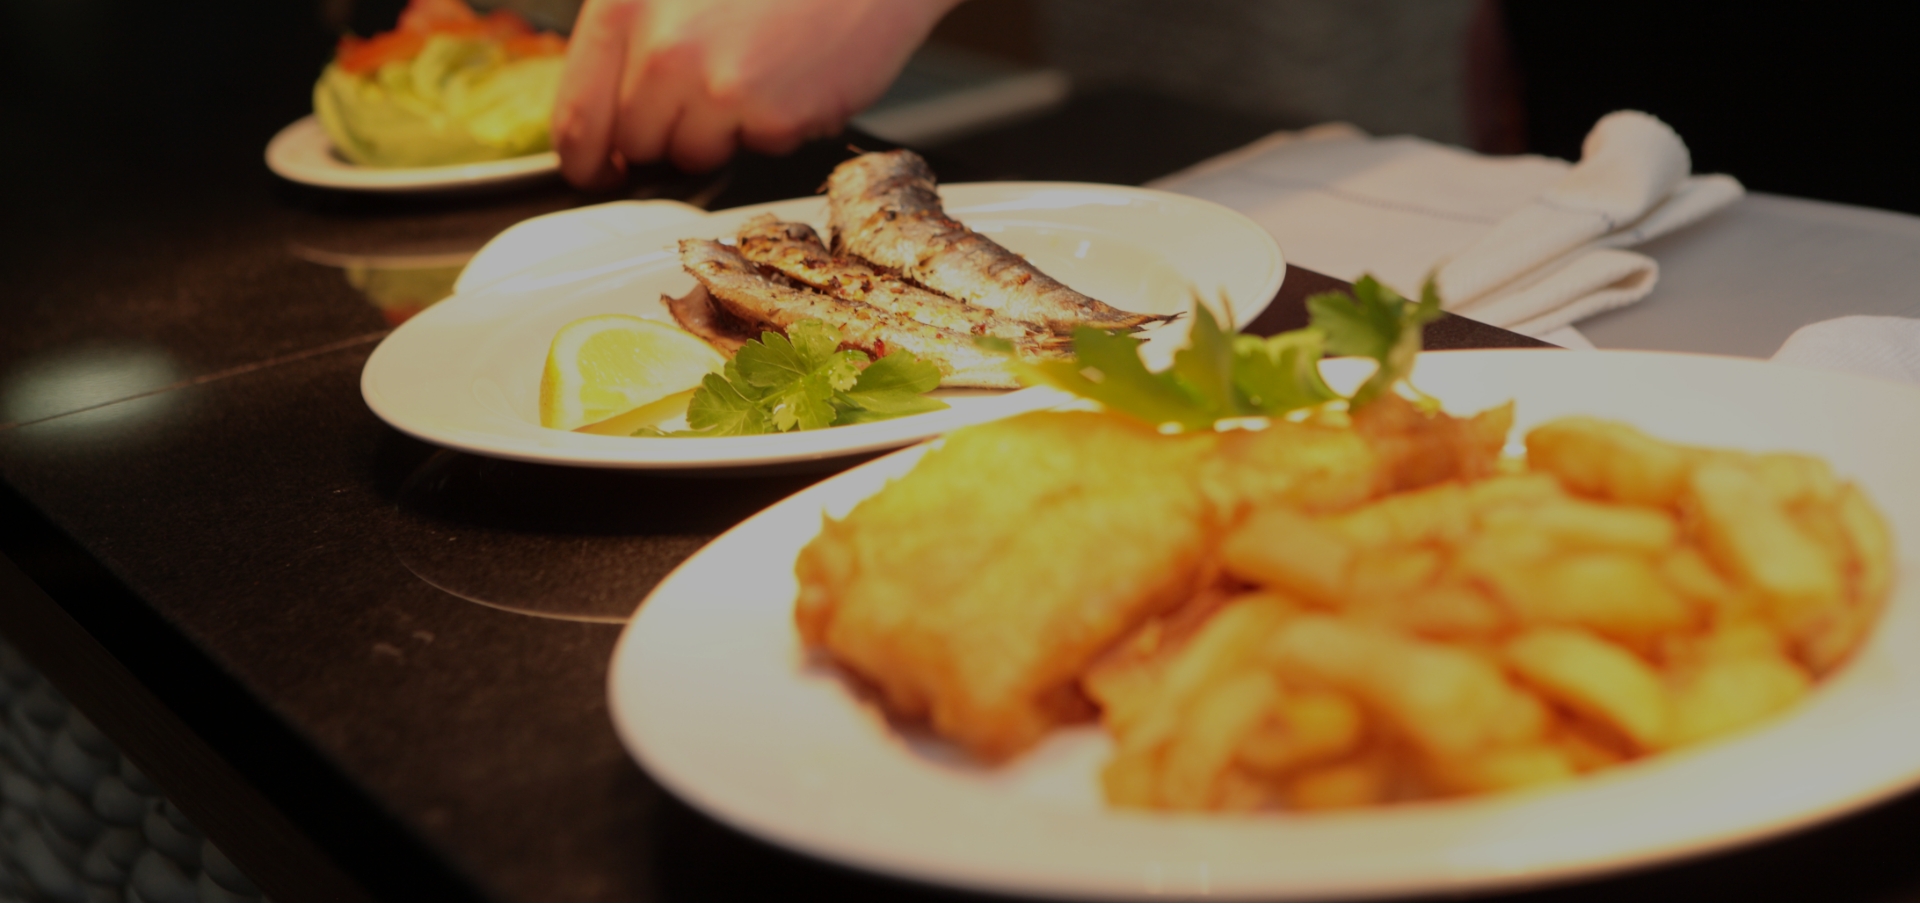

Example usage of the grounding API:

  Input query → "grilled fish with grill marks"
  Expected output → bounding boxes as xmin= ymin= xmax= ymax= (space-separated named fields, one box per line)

xmin=826 ymin=150 xmax=1177 ymax=333
xmin=661 ymin=284 xmax=758 ymax=356
xmin=735 ymin=214 xmax=1065 ymax=346
xmin=679 ymin=239 xmax=1021 ymax=389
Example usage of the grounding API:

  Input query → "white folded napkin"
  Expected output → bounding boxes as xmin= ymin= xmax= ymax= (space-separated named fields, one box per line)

xmin=1771 ymin=316 xmax=1920 ymax=385
xmin=1150 ymin=112 xmax=1744 ymax=343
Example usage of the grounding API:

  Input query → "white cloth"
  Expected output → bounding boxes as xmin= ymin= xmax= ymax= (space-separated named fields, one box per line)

xmin=1150 ymin=112 xmax=1744 ymax=342
xmin=1770 ymin=316 xmax=1920 ymax=385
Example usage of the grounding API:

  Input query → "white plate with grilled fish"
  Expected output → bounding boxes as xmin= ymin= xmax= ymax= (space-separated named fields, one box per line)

xmin=361 ymin=179 xmax=1283 ymax=470
xmin=609 ymin=349 xmax=1920 ymax=898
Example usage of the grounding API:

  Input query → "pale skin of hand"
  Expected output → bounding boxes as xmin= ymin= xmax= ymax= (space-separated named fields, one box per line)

xmin=553 ymin=0 xmax=964 ymax=187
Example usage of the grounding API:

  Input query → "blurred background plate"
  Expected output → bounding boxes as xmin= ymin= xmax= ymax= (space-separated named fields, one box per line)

xmin=265 ymin=114 xmax=560 ymax=193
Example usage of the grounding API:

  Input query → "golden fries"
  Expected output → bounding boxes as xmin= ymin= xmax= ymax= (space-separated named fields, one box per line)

xmin=1098 ymin=415 xmax=1893 ymax=812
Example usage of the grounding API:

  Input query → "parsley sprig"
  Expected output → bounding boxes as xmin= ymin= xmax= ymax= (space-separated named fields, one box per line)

xmin=983 ymin=274 xmax=1442 ymax=430
xmin=645 ymin=320 xmax=948 ymax=436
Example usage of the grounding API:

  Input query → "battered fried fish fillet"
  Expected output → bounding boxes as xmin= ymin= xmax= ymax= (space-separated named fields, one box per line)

xmin=795 ymin=401 xmax=1510 ymax=761
xmin=796 ymin=412 xmax=1217 ymax=760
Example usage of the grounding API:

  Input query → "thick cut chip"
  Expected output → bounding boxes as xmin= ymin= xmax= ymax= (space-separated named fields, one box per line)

xmin=1326 ymin=481 xmax=1475 ymax=549
xmin=1506 ymin=627 xmax=1671 ymax=752
xmin=1222 ymin=508 xmax=1355 ymax=604
xmin=1097 ymin=596 xmax=1299 ymax=810
xmin=1235 ymin=688 xmax=1367 ymax=775
xmin=1101 ymin=594 xmax=1293 ymax=747
xmin=1663 ymin=619 xmax=1789 ymax=666
xmin=1480 ymin=498 xmax=1678 ymax=553
xmin=1688 ymin=460 xmax=1844 ymax=634
xmin=1733 ymin=451 xmax=1841 ymax=507
xmin=1837 ymin=483 xmax=1896 ymax=609
xmin=1526 ymin=417 xmax=1693 ymax=506
xmin=1266 ymin=615 xmax=1545 ymax=759
xmin=1424 ymin=743 xmax=1578 ymax=795
xmin=1282 ymin=755 xmax=1394 ymax=811
xmin=1657 ymin=547 xmax=1754 ymax=619
xmin=1080 ymin=587 xmax=1244 ymax=736
xmin=1670 ymin=654 xmax=1809 ymax=745
xmin=1464 ymin=472 xmax=1567 ymax=510
xmin=1346 ymin=547 xmax=1445 ymax=602
xmin=1453 ymin=525 xmax=1559 ymax=578
xmin=1357 ymin=584 xmax=1509 ymax=641
xmin=1157 ymin=671 xmax=1282 ymax=809
xmin=1483 ymin=551 xmax=1696 ymax=645
xmin=1548 ymin=720 xmax=1630 ymax=772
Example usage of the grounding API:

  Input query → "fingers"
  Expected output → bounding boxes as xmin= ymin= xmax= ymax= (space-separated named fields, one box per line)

xmin=667 ymin=96 xmax=739 ymax=173
xmin=739 ymin=108 xmax=824 ymax=159
xmin=560 ymin=0 xmax=952 ymax=178
xmin=552 ymin=0 xmax=637 ymax=189
xmin=615 ymin=31 xmax=751 ymax=173
xmin=611 ymin=37 xmax=700 ymax=170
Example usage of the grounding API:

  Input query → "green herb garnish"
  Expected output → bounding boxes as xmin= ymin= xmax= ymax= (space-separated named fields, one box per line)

xmin=1309 ymin=274 xmax=1442 ymax=408
xmin=983 ymin=274 xmax=1442 ymax=430
xmin=649 ymin=319 xmax=948 ymax=437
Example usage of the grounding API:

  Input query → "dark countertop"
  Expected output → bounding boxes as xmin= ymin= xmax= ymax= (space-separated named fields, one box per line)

xmin=5 ymin=3 xmax=1920 ymax=900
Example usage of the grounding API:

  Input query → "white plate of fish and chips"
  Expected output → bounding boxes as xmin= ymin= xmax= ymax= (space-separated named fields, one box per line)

xmin=608 ymin=349 xmax=1920 ymax=899
xmin=360 ymin=181 xmax=1284 ymax=470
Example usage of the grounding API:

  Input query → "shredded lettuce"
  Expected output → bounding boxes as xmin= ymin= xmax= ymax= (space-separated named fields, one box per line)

xmin=314 ymin=34 xmax=561 ymax=167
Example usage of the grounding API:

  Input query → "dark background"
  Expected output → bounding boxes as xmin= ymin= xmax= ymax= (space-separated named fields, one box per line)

xmin=1507 ymin=1 xmax=1920 ymax=216
xmin=11 ymin=0 xmax=1915 ymax=230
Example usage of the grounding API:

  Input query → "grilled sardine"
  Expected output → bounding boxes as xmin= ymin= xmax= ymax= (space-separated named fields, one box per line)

xmin=661 ymin=284 xmax=758 ymax=356
xmin=825 ymin=150 xmax=1176 ymax=332
xmin=679 ymin=239 xmax=1021 ymax=389
xmin=735 ymin=214 xmax=1064 ymax=346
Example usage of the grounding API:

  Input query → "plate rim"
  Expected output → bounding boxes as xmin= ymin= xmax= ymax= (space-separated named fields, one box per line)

xmin=358 ymin=182 xmax=1286 ymax=470
xmin=606 ymin=347 xmax=1920 ymax=899
xmin=264 ymin=114 xmax=560 ymax=192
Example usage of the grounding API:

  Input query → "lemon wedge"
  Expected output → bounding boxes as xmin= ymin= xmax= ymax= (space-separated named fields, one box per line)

xmin=538 ymin=315 xmax=725 ymax=432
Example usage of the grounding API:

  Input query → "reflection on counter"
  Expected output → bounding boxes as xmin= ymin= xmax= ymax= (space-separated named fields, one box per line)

xmin=343 ymin=260 xmax=468 ymax=326
xmin=0 ymin=344 xmax=182 ymax=430
xmin=391 ymin=451 xmax=824 ymax=623
xmin=294 ymin=248 xmax=472 ymax=326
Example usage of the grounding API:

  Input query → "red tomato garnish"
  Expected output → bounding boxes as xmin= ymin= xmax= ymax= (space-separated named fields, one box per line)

xmin=334 ymin=0 xmax=563 ymax=74
xmin=335 ymin=30 xmax=428 ymax=74
xmin=503 ymin=31 xmax=568 ymax=59
xmin=396 ymin=0 xmax=478 ymax=33
xmin=481 ymin=9 xmax=536 ymax=40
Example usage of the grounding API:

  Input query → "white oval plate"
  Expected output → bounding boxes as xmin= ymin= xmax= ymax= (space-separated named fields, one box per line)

xmin=360 ymin=183 xmax=1284 ymax=470
xmin=609 ymin=349 xmax=1920 ymax=899
xmin=265 ymin=115 xmax=560 ymax=193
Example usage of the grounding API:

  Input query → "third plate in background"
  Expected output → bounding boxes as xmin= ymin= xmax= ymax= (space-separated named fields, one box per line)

xmin=265 ymin=115 xmax=560 ymax=193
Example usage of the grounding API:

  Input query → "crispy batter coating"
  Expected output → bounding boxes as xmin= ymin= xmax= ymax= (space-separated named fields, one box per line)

xmin=796 ymin=412 xmax=1217 ymax=759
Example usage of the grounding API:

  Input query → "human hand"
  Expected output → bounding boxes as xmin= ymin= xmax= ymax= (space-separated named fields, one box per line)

xmin=553 ymin=0 xmax=961 ymax=187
